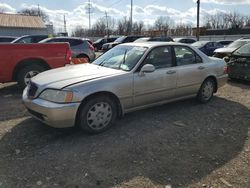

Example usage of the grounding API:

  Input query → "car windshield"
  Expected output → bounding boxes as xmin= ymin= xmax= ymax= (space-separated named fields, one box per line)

xmin=92 ymin=45 xmax=147 ymax=71
xmin=191 ymin=41 xmax=208 ymax=48
xmin=227 ymin=40 xmax=249 ymax=49
xmin=134 ymin=37 xmax=150 ymax=43
xmin=95 ymin=38 xmax=103 ymax=43
xmin=233 ymin=43 xmax=250 ymax=56
xmin=114 ymin=36 xmax=126 ymax=43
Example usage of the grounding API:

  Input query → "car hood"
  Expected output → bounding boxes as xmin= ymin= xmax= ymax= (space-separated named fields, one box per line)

xmin=31 ymin=63 xmax=124 ymax=89
xmin=214 ymin=47 xmax=236 ymax=53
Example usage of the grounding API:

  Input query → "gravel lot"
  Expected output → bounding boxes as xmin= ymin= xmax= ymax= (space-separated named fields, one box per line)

xmin=0 ymin=81 xmax=249 ymax=188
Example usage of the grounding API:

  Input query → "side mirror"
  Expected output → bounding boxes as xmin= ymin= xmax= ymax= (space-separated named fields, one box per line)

xmin=139 ymin=64 xmax=155 ymax=76
xmin=223 ymin=56 xmax=230 ymax=63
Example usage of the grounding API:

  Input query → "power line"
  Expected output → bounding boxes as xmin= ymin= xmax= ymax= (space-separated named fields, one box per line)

xmin=109 ymin=0 xmax=124 ymax=8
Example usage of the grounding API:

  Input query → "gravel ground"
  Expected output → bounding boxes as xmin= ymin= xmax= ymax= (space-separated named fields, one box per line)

xmin=0 ymin=81 xmax=249 ymax=188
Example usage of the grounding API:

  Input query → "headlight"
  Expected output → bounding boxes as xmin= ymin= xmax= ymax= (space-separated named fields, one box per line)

xmin=39 ymin=89 xmax=73 ymax=103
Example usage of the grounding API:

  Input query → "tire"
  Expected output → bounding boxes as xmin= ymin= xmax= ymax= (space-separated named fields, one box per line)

xmin=78 ymin=95 xmax=117 ymax=134
xmin=76 ymin=54 xmax=90 ymax=62
xmin=197 ymin=78 xmax=215 ymax=103
xmin=17 ymin=65 xmax=45 ymax=88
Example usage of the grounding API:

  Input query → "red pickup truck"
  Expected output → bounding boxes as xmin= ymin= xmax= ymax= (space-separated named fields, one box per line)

xmin=0 ymin=43 xmax=71 ymax=88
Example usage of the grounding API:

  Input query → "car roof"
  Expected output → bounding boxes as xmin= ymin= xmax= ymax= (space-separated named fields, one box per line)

xmin=120 ymin=41 xmax=191 ymax=48
xmin=50 ymin=37 xmax=83 ymax=40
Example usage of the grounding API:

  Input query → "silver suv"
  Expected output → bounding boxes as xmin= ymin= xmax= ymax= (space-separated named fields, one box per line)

xmin=40 ymin=37 xmax=96 ymax=62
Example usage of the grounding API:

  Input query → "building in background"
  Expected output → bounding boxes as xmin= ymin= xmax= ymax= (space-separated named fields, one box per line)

xmin=0 ymin=13 xmax=53 ymax=36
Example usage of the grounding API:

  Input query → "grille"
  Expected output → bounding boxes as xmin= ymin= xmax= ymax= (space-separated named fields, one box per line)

xmin=27 ymin=83 xmax=38 ymax=98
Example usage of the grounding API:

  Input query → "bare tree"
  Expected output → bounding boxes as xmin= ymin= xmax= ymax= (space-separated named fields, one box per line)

xmin=172 ymin=24 xmax=192 ymax=36
xmin=72 ymin=26 xmax=88 ymax=37
xmin=18 ymin=8 xmax=50 ymax=22
xmin=133 ymin=21 xmax=144 ymax=35
xmin=154 ymin=16 xmax=173 ymax=36
xmin=117 ymin=17 xmax=130 ymax=35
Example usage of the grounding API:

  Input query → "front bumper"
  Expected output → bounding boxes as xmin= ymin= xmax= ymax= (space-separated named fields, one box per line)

xmin=23 ymin=88 xmax=80 ymax=128
xmin=217 ymin=74 xmax=228 ymax=88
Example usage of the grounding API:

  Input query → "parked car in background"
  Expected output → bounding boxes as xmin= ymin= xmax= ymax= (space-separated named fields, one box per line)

xmin=93 ymin=37 xmax=118 ymax=51
xmin=0 ymin=36 xmax=16 ymax=43
xmin=227 ymin=43 xmax=250 ymax=81
xmin=134 ymin=36 xmax=173 ymax=42
xmin=0 ymin=43 xmax=71 ymax=88
xmin=11 ymin=35 xmax=49 ymax=43
xmin=217 ymin=40 xmax=233 ymax=47
xmin=191 ymin=41 xmax=223 ymax=56
xmin=214 ymin=38 xmax=250 ymax=58
xmin=102 ymin=35 xmax=144 ymax=51
xmin=40 ymin=37 xmax=95 ymax=62
xmin=174 ymin=38 xmax=196 ymax=44
xmin=23 ymin=42 xmax=227 ymax=134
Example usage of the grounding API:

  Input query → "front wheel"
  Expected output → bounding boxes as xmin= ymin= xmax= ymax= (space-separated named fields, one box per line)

xmin=78 ymin=96 xmax=117 ymax=134
xmin=197 ymin=78 xmax=215 ymax=103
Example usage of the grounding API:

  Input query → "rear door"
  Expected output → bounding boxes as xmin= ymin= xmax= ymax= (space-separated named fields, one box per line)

xmin=133 ymin=46 xmax=177 ymax=107
xmin=173 ymin=46 xmax=207 ymax=97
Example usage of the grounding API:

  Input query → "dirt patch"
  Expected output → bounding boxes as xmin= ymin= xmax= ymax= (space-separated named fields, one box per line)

xmin=0 ymin=81 xmax=249 ymax=188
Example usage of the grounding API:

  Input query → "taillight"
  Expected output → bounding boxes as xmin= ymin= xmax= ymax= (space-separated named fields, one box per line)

xmin=223 ymin=66 xmax=229 ymax=74
xmin=65 ymin=48 xmax=72 ymax=63
xmin=88 ymin=42 xmax=94 ymax=51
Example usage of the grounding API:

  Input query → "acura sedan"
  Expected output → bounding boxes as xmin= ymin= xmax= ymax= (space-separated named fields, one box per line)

xmin=23 ymin=42 xmax=228 ymax=133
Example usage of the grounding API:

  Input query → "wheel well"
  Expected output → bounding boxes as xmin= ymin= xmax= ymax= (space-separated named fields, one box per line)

xmin=76 ymin=54 xmax=89 ymax=59
xmin=75 ymin=91 xmax=123 ymax=125
xmin=12 ymin=58 xmax=50 ymax=81
xmin=205 ymin=76 xmax=218 ymax=93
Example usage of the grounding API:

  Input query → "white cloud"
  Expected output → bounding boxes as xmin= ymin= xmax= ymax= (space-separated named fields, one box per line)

xmin=193 ymin=0 xmax=250 ymax=5
xmin=0 ymin=3 xmax=16 ymax=13
xmin=0 ymin=2 xmax=246 ymax=35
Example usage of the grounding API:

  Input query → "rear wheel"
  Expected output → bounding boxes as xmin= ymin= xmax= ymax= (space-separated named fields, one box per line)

xmin=17 ymin=65 xmax=45 ymax=88
xmin=78 ymin=96 xmax=117 ymax=134
xmin=76 ymin=54 xmax=90 ymax=62
xmin=197 ymin=78 xmax=215 ymax=103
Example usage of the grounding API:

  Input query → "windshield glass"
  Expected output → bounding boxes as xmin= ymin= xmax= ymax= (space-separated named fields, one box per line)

xmin=191 ymin=41 xmax=208 ymax=48
xmin=94 ymin=38 xmax=103 ymax=43
xmin=228 ymin=40 xmax=248 ymax=49
xmin=92 ymin=45 xmax=147 ymax=71
xmin=134 ymin=37 xmax=150 ymax=43
xmin=233 ymin=43 xmax=250 ymax=56
xmin=114 ymin=36 xmax=126 ymax=43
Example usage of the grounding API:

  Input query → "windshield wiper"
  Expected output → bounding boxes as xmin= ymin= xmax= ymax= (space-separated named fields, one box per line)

xmin=118 ymin=49 xmax=127 ymax=70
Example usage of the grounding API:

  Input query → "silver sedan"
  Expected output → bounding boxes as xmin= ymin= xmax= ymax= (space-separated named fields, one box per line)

xmin=23 ymin=42 xmax=228 ymax=133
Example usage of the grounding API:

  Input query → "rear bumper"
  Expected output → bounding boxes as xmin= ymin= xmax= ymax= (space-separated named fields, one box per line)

xmin=217 ymin=74 xmax=228 ymax=88
xmin=23 ymin=88 xmax=80 ymax=128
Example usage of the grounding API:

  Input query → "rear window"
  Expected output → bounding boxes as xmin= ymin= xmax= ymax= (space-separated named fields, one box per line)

xmin=67 ymin=39 xmax=83 ymax=46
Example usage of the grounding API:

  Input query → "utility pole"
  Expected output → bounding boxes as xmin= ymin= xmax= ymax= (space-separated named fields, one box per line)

xmin=64 ymin=15 xmax=67 ymax=33
xmin=37 ymin=4 xmax=40 ymax=17
xmin=105 ymin=11 xmax=109 ymax=38
xmin=88 ymin=0 xmax=91 ymax=30
xmin=196 ymin=0 xmax=200 ymax=41
xmin=130 ymin=0 xmax=133 ymax=35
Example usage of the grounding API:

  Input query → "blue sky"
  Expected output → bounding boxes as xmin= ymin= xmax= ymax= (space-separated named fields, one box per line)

xmin=1 ymin=0 xmax=250 ymax=33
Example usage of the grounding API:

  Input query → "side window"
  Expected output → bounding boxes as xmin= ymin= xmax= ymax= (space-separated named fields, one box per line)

xmin=206 ymin=42 xmax=213 ymax=48
xmin=174 ymin=46 xmax=202 ymax=66
xmin=143 ymin=46 xmax=173 ymax=69
xmin=21 ymin=37 xmax=32 ymax=43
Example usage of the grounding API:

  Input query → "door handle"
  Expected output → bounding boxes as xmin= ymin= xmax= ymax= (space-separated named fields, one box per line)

xmin=198 ymin=66 xmax=205 ymax=70
xmin=166 ymin=70 xmax=176 ymax=74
